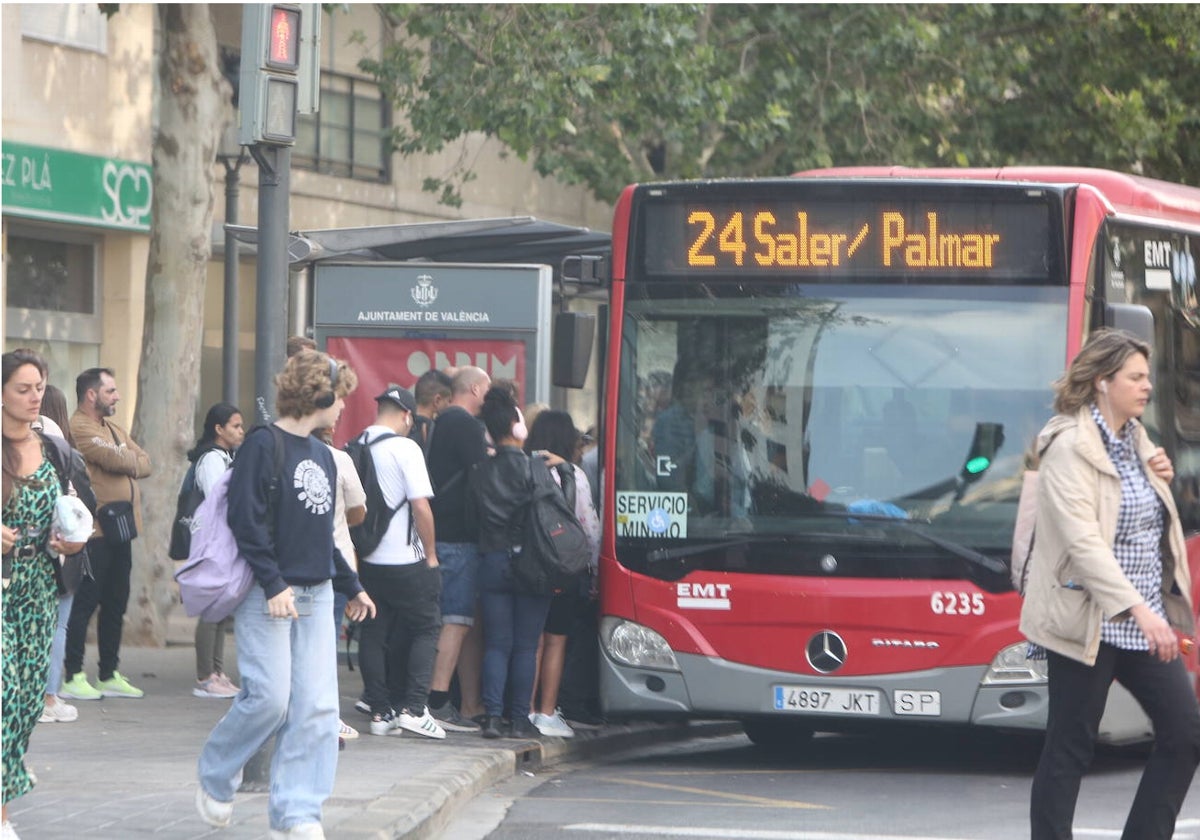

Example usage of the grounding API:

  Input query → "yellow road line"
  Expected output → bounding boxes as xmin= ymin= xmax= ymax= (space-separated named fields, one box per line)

xmin=596 ymin=776 xmax=831 ymax=810
xmin=535 ymin=796 xmax=826 ymax=809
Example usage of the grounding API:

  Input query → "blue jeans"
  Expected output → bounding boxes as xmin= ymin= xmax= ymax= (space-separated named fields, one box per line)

xmin=437 ymin=542 xmax=480 ymax=626
xmin=198 ymin=582 xmax=338 ymax=831
xmin=46 ymin=593 xmax=72 ymax=695
xmin=478 ymin=551 xmax=551 ymax=719
xmin=333 ymin=589 xmax=347 ymax=654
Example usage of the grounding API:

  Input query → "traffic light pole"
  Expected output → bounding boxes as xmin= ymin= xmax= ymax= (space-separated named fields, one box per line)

xmin=249 ymin=143 xmax=291 ymax=425
xmin=233 ymin=0 xmax=316 ymax=792
xmin=241 ymin=143 xmax=291 ymax=790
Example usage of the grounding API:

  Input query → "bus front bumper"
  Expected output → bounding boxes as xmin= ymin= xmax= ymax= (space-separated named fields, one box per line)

xmin=599 ymin=648 xmax=1051 ymax=731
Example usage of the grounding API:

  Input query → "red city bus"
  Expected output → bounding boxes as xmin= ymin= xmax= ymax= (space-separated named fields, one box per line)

xmin=595 ymin=167 xmax=1200 ymax=746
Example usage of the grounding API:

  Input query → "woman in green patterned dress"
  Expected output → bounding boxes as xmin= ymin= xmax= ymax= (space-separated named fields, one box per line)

xmin=2 ymin=349 xmax=86 ymax=840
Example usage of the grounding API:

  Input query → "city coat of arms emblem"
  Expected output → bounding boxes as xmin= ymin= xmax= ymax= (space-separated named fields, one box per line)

xmin=412 ymin=274 xmax=438 ymax=306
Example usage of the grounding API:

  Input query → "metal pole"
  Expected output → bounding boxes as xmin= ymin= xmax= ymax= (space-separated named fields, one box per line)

xmin=249 ymin=143 xmax=291 ymax=425
xmin=239 ymin=142 xmax=291 ymax=790
xmin=221 ymin=156 xmax=244 ymax=407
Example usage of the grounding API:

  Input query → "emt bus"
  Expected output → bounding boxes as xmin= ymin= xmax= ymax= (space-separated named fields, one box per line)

xmin=594 ymin=167 xmax=1200 ymax=746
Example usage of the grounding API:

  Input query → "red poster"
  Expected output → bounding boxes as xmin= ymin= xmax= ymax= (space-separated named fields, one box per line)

xmin=325 ymin=336 xmax=526 ymax=447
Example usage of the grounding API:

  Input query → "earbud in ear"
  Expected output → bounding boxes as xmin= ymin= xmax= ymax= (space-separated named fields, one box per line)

xmin=1099 ymin=381 xmax=1108 ymax=394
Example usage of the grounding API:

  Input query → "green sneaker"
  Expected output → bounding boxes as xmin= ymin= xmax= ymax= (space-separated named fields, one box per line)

xmin=59 ymin=672 xmax=102 ymax=701
xmin=97 ymin=671 xmax=144 ymax=699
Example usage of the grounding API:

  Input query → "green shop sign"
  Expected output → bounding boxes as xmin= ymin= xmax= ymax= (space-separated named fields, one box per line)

xmin=2 ymin=141 xmax=152 ymax=232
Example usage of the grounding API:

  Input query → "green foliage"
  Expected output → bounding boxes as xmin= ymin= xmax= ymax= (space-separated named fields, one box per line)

xmin=361 ymin=4 xmax=1200 ymax=205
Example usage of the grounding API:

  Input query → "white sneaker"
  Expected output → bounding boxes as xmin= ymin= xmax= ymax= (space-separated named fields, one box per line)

xmin=268 ymin=823 xmax=325 ymax=839
xmin=338 ymin=719 xmax=359 ymax=740
xmin=530 ymin=710 xmax=575 ymax=738
xmin=368 ymin=711 xmax=400 ymax=736
xmin=398 ymin=707 xmax=446 ymax=740
xmin=1 ymin=819 xmax=20 ymax=839
xmin=195 ymin=785 xmax=233 ymax=828
xmin=39 ymin=696 xmax=79 ymax=723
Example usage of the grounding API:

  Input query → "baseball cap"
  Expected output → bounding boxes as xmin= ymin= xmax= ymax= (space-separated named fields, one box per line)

xmin=375 ymin=385 xmax=416 ymax=413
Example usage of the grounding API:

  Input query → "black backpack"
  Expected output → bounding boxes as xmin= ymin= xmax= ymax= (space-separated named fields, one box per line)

xmin=511 ymin=457 xmax=590 ymax=596
xmin=168 ymin=461 xmax=203 ymax=561
xmin=344 ymin=431 xmax=410 ymax=560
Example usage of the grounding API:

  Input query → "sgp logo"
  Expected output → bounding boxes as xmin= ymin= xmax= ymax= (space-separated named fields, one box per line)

xmin=101 ymin=161 xmax=152 ymax=228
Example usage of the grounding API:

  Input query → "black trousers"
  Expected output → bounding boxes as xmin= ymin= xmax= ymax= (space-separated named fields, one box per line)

xmin=1031 ymin=643 xmax=1200 ymax=840
xmin=357 ymin=562 xmax=442 ymax=715
xmin=64 ymin=537 xmax=132 ymax=681
xmin=557 ymin=595 xmax=602 ymax=718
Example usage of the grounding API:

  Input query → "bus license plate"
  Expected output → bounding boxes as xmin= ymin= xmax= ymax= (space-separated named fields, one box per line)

xmin=893 ymin=689 xmax=941 ymax=716
xmin=773 ymin=685 xmax=881 ymax=715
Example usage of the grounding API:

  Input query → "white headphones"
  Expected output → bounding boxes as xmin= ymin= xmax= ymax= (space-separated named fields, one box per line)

xmin=1099 ymin=380 xmax=1108 ymax=394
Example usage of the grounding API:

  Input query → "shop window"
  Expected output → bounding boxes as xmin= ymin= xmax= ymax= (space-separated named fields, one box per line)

xmin=6 ymin=232 xmax=96 ymax=314
xmin=21 ymin=4 xmax=107 ymax=53
xmin=294 ymin=70 xmax=390 ymax=183
xmin=4 ymin=224 xmax=102 ymax=346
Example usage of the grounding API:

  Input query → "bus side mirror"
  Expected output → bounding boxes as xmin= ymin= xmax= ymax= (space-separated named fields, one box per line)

xmin=552 ymin=311 xmax=595 ymax=389
xmin=561 ymin=254 xmax=609 ymax=285
xmin=1104 ymin=303 xmax=1155 ymax=345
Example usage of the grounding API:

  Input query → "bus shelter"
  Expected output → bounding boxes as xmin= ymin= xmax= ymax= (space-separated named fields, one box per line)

xmin=229 ymin=216 xmax=611 ymax=445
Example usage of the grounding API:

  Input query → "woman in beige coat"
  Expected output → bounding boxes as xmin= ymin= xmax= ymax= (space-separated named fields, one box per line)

xmin=1021 ymin=329 xmax=1200 ymax=840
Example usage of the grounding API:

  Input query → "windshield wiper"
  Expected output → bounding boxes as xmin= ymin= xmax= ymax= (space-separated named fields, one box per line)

xmin=811 ymin=510 xmax=1009 ymax=587
xmin=646 ymin=536 xmax=787 ymax=564
xmin=639 ymin=515 xmax=1009 ymax=592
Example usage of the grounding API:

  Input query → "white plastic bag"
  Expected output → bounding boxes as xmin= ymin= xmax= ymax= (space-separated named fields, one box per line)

xmin=53 ymin=494 xmax=94 ymax=543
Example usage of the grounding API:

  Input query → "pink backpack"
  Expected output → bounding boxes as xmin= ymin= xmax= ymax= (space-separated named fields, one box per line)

xmin=174 ymin=469 xmax=253 ymax=622
xmin=174 ymin=425 xmax=284 ymax=622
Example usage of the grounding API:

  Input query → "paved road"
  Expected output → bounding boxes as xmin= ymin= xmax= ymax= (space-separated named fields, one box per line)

xmin=6 ymin=625 xmax=731 ymax=840
xmin=463 ymin=728 xmax=1200 ymax=840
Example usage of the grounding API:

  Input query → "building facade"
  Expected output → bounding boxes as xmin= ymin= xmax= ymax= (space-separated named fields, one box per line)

xmin=4 ymin=4 xmax=611 ymax=428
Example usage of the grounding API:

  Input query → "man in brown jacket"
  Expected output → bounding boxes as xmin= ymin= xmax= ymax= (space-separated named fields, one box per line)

xmin=59 ymin=367 xmax=153 ymax=701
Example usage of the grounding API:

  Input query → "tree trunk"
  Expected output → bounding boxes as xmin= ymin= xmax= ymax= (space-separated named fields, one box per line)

xmin=128 ymin=4 xmax=228 ymax=646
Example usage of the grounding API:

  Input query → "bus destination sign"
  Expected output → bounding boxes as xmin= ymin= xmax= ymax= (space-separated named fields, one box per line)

xmin=638 ymin=191 xmax=1059 ymax=282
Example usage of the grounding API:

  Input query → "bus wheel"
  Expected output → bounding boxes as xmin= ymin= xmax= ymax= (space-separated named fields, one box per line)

xmin=742 ymin=719 xmax=814 ymax=750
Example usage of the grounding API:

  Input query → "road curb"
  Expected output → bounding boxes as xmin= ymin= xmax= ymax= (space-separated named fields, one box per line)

xmin=337 ymin=747 xmax=519 ymax=840
xmin=373 ymin=720 xmax=741 ymax=839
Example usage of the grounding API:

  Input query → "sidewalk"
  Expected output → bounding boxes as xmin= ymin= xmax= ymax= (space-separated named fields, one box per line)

xmin=9 ymin=613 xmax=734 ymax=839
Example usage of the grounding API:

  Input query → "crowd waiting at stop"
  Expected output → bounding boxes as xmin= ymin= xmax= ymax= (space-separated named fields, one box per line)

xmin=0 ymin=338 xmax=602 ymax=840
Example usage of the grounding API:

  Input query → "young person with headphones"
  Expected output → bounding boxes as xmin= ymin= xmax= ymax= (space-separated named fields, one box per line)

xmin=196 ymin=350 xmax=376 ymax=840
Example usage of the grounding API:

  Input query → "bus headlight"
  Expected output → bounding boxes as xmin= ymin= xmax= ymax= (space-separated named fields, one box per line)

xmin=981 ymin=642 xmax=1049 ymax=684
xmin=600 ymin=617 xmax=681 ymax=672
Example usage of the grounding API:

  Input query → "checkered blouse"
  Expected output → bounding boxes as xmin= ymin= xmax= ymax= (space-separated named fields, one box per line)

xmin=1092 ymin=405 xmax=1167 ymax=651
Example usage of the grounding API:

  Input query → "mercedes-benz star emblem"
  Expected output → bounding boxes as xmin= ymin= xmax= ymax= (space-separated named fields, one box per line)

xmin=806 ymin=630 xmax=847 ymax=673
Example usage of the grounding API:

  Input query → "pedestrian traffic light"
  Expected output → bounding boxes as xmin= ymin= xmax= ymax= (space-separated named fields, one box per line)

xmin=239 ymin=4 xmax=304 ymax=146
xmin=265 ymin=5 xmax=300 ymax=71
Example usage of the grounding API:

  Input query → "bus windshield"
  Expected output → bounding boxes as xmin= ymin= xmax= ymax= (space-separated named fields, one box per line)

xmin=613 ymin=281 xmax=1068 ymax=580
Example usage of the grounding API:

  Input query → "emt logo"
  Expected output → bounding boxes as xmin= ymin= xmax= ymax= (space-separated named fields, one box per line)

xmin=675 ymin=582 xmax=731 ymax=610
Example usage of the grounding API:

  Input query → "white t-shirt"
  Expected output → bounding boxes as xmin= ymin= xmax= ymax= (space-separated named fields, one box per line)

xmin=327 ymin=443 xmax=367 ymax=571
xmin=359 ymin=425 xmax=434 ymax=565
xmin=194 ymin=448 xmax=233 ymax=497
